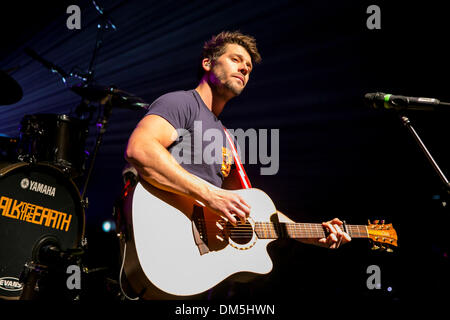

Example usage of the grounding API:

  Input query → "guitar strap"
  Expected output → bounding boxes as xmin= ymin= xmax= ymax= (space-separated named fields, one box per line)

xmin=223 ymin=127 xmax=252 ymax=189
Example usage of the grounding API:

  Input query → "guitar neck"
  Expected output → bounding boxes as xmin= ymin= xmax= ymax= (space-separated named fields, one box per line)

xmin=254 ymin=222 xmax=369 ymax=239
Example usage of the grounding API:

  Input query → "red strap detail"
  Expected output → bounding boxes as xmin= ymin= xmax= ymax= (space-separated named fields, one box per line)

xmin=223 ymin=128 xmax=252 ymax=189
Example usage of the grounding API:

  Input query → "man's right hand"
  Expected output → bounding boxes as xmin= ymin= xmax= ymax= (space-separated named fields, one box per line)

xmin=203 ymin=188 xmax=251 ymax=226
xmin=126 ymin=114 xmax=251 ymax=226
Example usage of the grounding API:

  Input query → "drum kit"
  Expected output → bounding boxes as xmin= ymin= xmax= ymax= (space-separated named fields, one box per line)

xmin=0 ymin=0 xmax=151 ymax=300
xmin=0 ymin=60 xmax=148 ymax=300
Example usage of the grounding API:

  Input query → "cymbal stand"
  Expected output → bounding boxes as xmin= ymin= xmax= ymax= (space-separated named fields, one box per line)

xmin=79 ymin=1 xmax=117 ymax=203
xmin=80 ymin=96 xmax=113 ymax=207
xmin=85 ymin=0 xmax=117 ymax=84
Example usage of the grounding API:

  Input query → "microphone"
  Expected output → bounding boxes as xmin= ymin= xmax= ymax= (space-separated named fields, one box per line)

xmin=31 ymin=236 xmax=84 ymax=266
xmin=364 ymin=92 xmax=450 ymax=111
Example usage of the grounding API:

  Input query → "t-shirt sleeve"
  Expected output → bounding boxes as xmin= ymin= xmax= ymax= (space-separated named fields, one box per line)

xmin=145 ymin=92 xmax=195 ymax=130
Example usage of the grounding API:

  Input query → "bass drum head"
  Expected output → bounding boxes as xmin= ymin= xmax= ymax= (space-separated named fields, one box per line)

xmin=0 ymin=162 xmax=84 ymax=299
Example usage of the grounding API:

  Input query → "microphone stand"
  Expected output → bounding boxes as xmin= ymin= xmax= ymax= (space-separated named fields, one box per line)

xmin=399 ymin=115 xmax=450 ymax=195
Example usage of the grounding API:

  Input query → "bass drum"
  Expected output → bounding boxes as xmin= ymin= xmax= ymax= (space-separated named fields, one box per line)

xmin=0 ymin=162 xmax=85 ymax=299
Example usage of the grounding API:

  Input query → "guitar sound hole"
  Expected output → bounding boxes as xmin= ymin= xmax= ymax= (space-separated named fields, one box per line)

xmin=226 ymin=219 xmax=254 ymax=245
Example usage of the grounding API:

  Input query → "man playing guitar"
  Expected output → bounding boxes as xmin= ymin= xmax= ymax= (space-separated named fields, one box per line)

xmin=124 ymin=31 xmax=351 ymax=288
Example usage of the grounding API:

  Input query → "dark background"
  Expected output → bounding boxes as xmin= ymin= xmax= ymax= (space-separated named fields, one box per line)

xmin=1 ymin=0 xmax=449 ymax=306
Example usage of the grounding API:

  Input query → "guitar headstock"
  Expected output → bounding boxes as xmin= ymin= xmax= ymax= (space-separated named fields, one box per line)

xmin=367 ymin=220 xmax=398 ymax=252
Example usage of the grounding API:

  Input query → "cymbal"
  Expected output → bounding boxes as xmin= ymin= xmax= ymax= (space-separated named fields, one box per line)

xmin=71 ymin=84 xmax=150 ymax=110
xmin=0 ymin=70 xmax=23 ymax=105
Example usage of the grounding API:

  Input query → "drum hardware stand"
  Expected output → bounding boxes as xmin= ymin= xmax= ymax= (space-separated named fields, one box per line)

xmin=74 ymin=99 xmax=96 ymax=122
xmin=80 ymin=95 xmax=114 ymax=206
xmin=19 ymin=236 xmax=85 ymax=300
xmin=66 ymin=2 xmax=118 ymax=297
xmin=17 ymin=153 xmax=36 ymax=164
xmin=84 ymin=0 xmax=117 ymax=84
xmin=399 ymin=114 xmax=450 ymax=199
xmin=77 ymin=0 xmax=117 ymax=204
xmin=19 ymin=262 xmax=48 ymax=300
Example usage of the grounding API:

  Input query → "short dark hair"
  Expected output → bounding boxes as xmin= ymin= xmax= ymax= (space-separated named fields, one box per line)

xmin=197 ymin=31 xmax=261 ymax=80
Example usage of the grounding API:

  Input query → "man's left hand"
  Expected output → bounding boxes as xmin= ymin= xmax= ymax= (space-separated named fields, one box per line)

xmin=317 ymin=218 xmax=351 ymax=249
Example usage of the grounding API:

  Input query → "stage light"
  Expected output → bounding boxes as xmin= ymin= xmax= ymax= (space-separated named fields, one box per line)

xmin=387 ymin=287 xmax=392 ymax=292
xmin=102 ymin=220 xmax=116 ymax=233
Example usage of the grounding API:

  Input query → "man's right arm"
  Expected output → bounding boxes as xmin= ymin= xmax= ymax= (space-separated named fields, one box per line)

xmin=124 ymin=114 xmax=250 ymax=225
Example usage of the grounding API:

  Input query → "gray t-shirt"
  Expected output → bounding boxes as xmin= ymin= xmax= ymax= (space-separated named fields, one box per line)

xmin=145 ymin=89 xmax=233 ymax=187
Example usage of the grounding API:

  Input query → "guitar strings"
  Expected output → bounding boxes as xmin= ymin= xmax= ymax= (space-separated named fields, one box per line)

xmin=194 ymin=222 xmax=369 ymax=238
xmin=195 ymin=225 xmax=368 ymax=236
xmin=198 ymin=219 xmax=368 ymax=227
xmin=196 ymin=218 xmax=368 ymax=233
xmin=192 ymin=228 xmax=370 ymax=238
xmin=197 ymin=218 xmax=368 ymax=229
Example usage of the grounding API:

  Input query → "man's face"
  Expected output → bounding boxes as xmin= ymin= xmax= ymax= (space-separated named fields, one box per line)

xmin=207 ymin=43 xmax=253 ymax=97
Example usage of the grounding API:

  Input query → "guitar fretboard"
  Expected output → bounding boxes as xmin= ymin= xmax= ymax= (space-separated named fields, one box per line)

xmin=254 ymin=222 xmax=369 ymax=239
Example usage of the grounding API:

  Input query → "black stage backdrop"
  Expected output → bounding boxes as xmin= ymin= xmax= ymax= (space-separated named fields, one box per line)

xmin=1 ymin=0 xmax=449 ymax=306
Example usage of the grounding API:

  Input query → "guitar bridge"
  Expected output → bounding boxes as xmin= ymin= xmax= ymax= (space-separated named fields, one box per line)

xmin=192 ymin=205 xmax=209 ymax=255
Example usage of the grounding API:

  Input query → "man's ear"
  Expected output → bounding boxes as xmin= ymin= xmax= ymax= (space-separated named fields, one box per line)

xmin=202 ymin=58 xmax=212 ymax=72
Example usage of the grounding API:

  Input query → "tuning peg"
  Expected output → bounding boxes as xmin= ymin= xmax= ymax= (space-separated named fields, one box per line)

xmin=386 ymin=247 xmax=394 ymax=253
xmin=371 ymin=244 xmax=380 ymax=250
xmin=373 ymin=220 xmax=379 ymax=224
xmin=367 ymin=219 xmax=371 ymax=225
xmin=381 ymin=220 xmax=385 ymax=224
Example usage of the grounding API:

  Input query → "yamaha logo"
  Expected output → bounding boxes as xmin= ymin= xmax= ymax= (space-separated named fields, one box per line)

xmin=20 ymin=178 xmax=56 ymax=197
xmin=20 ymin=178 xmax=30 ymax=189
xmin=0 ymin=277 xmax=23 ymax=292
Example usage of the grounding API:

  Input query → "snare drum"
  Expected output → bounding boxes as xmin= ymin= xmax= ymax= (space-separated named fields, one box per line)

xmin=18 ymin=114 xmax=88 ymax=178
xmin=0 ymin=162 xmax=85 ymax=299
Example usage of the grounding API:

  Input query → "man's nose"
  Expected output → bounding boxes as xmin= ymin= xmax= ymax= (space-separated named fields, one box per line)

xmin=239 ymin=63 xmax=249 ymax=75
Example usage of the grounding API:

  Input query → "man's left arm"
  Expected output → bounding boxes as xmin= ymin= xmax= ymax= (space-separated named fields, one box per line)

xmin=222 ymin=169 xmax=351 ymax=249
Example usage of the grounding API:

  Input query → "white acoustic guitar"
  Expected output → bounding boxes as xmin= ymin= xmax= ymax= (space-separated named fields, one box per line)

xmin=119 ymin=180 xmax=398 ymax=299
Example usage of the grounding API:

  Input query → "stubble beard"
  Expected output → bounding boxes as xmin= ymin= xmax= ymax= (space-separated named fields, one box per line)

xmin=211 ymin=69 xmax=244 ymax=98
xmin=224 ymin=78 xmax=243 ymax=96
